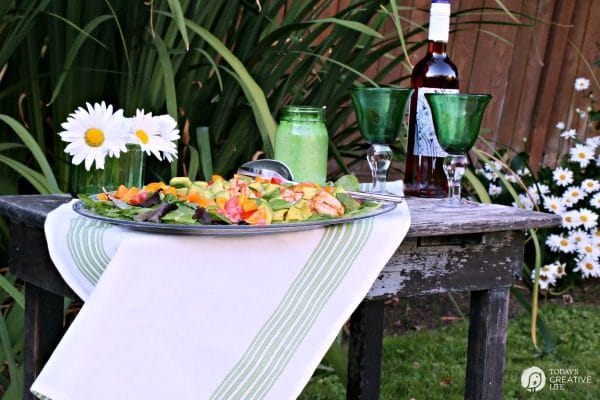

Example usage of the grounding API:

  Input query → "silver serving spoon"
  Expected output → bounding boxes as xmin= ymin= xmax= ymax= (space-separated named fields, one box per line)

xmin=237 ymin=159 xmax=404 ymax=203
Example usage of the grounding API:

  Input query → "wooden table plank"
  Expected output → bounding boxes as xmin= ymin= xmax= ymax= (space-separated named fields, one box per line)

xmin=0 ymin=195 xmax=562 ymax=236
xmin=405 ymin=198 xmax=560 ymax=237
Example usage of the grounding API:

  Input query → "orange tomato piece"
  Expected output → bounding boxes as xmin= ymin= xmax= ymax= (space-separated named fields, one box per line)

xmin=244 ymin=207 xmax=268 ymax=225
xmin=114 ymin=185 xmax=129 ymax=199
xmin=215 ymin=197 xmax=228 ymax=209
xmin=144 ymin=181 xmax=166 ymax=192
xmin=241 ymin=197 xmax=258 ymax=213
xmin=186 ymin=192 xmax=215 ymax=208
xmin=210 ymin=174 xmax=224 ymax=184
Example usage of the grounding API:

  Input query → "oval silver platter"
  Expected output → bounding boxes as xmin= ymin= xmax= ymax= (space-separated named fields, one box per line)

xmin=72 ymin=200 xmax=397 ymax=236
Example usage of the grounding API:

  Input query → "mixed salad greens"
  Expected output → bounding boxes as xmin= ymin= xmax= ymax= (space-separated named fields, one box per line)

xmin=78 ymin=174 xmax=382 ymax=226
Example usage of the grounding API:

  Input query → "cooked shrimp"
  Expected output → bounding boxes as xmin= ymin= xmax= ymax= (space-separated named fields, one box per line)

xmin=309 ymin=190 xmax=344 ymax=217
xmin=280 ymin=187 xmax=303 ymax=203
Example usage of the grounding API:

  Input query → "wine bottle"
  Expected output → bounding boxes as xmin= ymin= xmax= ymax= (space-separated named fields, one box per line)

xmin=404 ymin=0 xmax=459 ymax=197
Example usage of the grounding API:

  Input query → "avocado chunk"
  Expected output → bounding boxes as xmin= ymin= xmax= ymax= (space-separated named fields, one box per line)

xmin=169 ymin=176 xmax=192 ymax=188
xmin=272 ymin=209 xmax=287 ymax=222
xmin=249 ymin=182 xmax=264 ymax=193
xmin=301 ymin=187 xmax=319 ymax=200
xmin=285 ymin=207 xmax=303 ymax=222
xmin=210 ymin=179 xmax=226 ymax=194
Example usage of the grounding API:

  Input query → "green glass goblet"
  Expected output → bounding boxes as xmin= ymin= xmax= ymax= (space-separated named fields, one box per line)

xmin=425 ymin=93 xmax=492 ymax=206
xmin=351 ymin=87 xmax=413 ymax=193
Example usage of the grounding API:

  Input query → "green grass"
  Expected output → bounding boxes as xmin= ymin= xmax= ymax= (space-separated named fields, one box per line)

xmin=300 ymin=303 xmax=600 ymax=399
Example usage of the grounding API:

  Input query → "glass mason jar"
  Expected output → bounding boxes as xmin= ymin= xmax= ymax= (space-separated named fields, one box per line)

xmin=70 ymin=144 xmax=145 ymax=195
xmin=274 ymin=106 xmax=329 ymax=184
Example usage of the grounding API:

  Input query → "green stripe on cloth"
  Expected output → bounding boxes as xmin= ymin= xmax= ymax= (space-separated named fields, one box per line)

xmin=67 ymin=218 xmax=111 ymax=286
xmin=210 ymin=219 xmax=373 ymax=400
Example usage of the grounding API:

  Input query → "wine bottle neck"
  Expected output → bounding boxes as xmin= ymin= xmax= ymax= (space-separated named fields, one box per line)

xmin=427 ymin=41 xmax=448 ymax=55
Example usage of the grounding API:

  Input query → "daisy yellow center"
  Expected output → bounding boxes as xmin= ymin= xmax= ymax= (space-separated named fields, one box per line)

xmin=581 ymin=215 xmax=588 ymax=222
xmin=565 ymin=216 xmax=572 ymax=223
xmin=586 ymin=182 xmax=593 ymax=188
xmin=551 ymin=204 xmax=558 ymax=210
xmin=584 ymin=245 xmax=592 ymax=253
xmin=84 ymin=128 xmax=104 ymax=147
xmin=559 ymin=174 xmax=566 ymax=180
xmin=136 ymin=129 xmax=150 ymax=144
xmin=578 ymin=152 xmax=585 ymax=159
xmin=585 ymin=263 xmax=593 ymax=270
xmin=572 ymin=191 xmax=580 ymax=197
xmin=560 ymin=239 xmax=569 ymax=246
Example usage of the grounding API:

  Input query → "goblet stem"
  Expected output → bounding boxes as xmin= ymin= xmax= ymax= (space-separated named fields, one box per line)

xmin=367 ymin=144 xmax=392 ymax=193
xmin=443 ymin=154 xmax=467 ymax=205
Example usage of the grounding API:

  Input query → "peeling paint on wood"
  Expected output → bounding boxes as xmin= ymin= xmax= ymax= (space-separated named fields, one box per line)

xmin=366 ymin=231 xmax=525 ymax=299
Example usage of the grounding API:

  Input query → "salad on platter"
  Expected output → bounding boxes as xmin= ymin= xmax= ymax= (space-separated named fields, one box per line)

xmin=77 ymin=174 xmax=385 ymax=226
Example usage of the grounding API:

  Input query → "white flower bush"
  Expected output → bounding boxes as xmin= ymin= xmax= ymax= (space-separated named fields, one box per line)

xmin=475 ymin=77 xmax=599 ymax=291
xmin=59 ymin=102 xmax=180 ymax=170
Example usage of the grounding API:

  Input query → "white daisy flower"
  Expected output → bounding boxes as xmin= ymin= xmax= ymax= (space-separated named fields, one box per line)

xmin=581 ymin=179 xmax=600 ymax=193
xmin=586 ymin=135 xmax=600 ymax=150
xmin=574 ymin=256 xmax=600 ymax=278
xmin=128 ymin=110 xmax=179 ymax=162
xmin=562 ymin=186 xmax=585 ymax=206
xmin=561 ymin=210 xmax=580 ymax=230
xmin=513 ymin=194 xmax=534 ymax=210
xmin=569 ymin=143 xmax=595 ymax=168
xmin=59 ymin=102 xmax=128 ymax=170
xmin=556 ymin=121 xmax=566 ymax=130
xmin=552 ymin=167 xmax=573 ymax=187
xmin=546 ymin=234 xmax=575 ymax=253
xmin=532 ymin=269 xmax=556 ymax=290
xmin=568 ymin=229 xmax=588 ymax=245
xmin=554 ymin=262 xmax=567 ymax=278
xmin=155 ymin=114 xmax=180 ymax=162
xmin=516 ymin=168 xmax=531 ymax=177
xmin=536 ymin=183 xmax=550 ymax=196
xmin=488 ymin=183 xmax=502 ymax=197
xmin=574 ymin=77 xmax=590 ymax=91
xmin=563 ymin=195 xmax=574 ymax=208
xmin=484 ymin=161 xmax=503 ymax=172
xmin=482 ymin=170 xmax=498 ymax=182
xmin=577 ymin=239 xmax=600 ymax=259
xmin=560 ymin=129 xmax=577 ymax=139
xmin=543 ymin=195 xmax=566 ymax=214
xmin=577 ymin=208 xmax=598 ymax=230
xmin=592 ymin=193 xmax=600 ymax=209
xmin=506 ymin=173 xmax=519 ymax=183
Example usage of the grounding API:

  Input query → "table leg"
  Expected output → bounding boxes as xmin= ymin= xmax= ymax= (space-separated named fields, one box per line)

xmin=347 ymin=300 xmax=384 ymax=400
xmin=465 ymin=287 xmax=510 ymax=400
xmin=24 ymin=283 xmax=64 ymax=400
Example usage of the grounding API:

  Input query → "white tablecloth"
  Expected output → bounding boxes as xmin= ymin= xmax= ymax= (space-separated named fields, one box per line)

xmin=32 ymin=184 xmax=410 ymax=400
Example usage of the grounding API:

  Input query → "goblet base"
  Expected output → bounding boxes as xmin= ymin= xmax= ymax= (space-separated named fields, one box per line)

xmin=437 ymin=198 xmax=480 ymax=209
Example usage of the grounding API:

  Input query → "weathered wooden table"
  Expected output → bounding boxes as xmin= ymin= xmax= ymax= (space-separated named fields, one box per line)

xmin=0 ymin=195 xmax=560 ymax=400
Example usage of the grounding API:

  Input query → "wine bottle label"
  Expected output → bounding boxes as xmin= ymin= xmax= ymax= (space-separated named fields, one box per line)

xmin=414 ymin=87 xmax=459 ymax=157
xmin=429 ymin=2 xmax=451 ymax=42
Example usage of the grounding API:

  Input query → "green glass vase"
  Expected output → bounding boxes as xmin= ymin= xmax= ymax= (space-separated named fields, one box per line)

xmin=70 ymin=144 xmax=145 ymax=195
